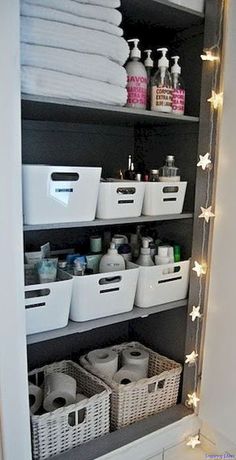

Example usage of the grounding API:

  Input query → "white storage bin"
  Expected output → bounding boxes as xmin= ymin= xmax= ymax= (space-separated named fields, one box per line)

xmin=96 ymin=181 xmax=145 ymax=219
xmin=25 ymin=267 xmax=73 ymax=334
xmin=142 ymin=181 xmax=187 ymax=216
xmin=127 ymin=260 xmax=190 ymax=308
xmin=70 ymin=266 xmax=139 ymax=322
xmin=23 ymin=165 xmax=101 ymax=224
xmin=167 ymin=0 xmax=204 ymax=13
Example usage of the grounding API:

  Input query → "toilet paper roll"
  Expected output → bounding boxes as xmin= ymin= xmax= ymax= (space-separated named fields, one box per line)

xmin=29 ymin=383 xmax=43 ymax=415
xmin=113 ymin=365 xmax=145 ymax=385
xmin=43 ymin=373 xmax=77 ymax=412
xmin=87 ymin=348 xmax=118 ymax=379
xmin=122 ymin=348 xmax=149 ymax=378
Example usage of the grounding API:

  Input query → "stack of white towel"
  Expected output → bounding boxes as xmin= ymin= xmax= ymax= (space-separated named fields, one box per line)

xmin=21 ymin=0 xmax=129 ymax=106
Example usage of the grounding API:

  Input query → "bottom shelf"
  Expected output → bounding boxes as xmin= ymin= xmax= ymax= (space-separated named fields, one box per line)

xmin=56 ymin=404 xmax=192 ymax=460
xmin=27 ymin=299 xmax=188 ymax=344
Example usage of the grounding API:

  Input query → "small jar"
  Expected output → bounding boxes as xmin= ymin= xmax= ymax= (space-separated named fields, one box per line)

xmin=149 ymin=169 xmax=159 ymax=182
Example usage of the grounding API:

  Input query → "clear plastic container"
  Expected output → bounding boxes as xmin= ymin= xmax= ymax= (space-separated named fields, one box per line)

xmin=159 ymin=155 xmax=180 ymax=182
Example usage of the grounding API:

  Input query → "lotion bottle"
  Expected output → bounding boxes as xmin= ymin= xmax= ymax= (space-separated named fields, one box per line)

xmin=99 ymin=242 xmax=125 ymax=273
xmin=151 ymin=48 xmax=173 ymax=113
xmin=144 ymin=49 xmax=154 ymax=110
xmin=155 ymin=246 xmax=170 ymax=274
xmin=136 ymin=238 xmax=154 ymax=267
xmin=171 ymin=56 xmax=185 ymax=115
xmin=126 ymin=39 xmax=147 ymax=109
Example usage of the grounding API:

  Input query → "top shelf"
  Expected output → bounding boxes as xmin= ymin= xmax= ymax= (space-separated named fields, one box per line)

xmin=122 ymin=0 xmax=204 ymax=32
xmin=22 ymin=95 xmax=199 ymax=127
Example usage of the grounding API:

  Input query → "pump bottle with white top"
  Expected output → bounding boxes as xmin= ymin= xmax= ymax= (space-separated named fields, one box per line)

xmin=136 ymin=238 xmax=154 ymax=267
xmin=99 ymin=242 xmax=125 ymax=273
xmin=144 ymin=50 xmax=154 ymax=110
xmin=126 ymin=39 xmax=147 ymax=109
xmin=151 ymin=48 xmax=173 ymax=113
xmin=171 ymin=56 xmax=185 ymax=115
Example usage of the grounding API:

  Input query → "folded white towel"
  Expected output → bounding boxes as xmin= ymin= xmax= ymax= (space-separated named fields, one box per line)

xmin=70 ymin=0 xmax=120 ymax=7
xmin=21 ymin=17 xmax=129 ymax=65
xmin=21 ymin=2 xmax=123 ymax=36
xmin=23 ymin=0 xmax=122 ymax=26
xmin=21 ymin=44 xmax=127 ymax=87
xmin=21 ymin=66 xmax=127 ymax=106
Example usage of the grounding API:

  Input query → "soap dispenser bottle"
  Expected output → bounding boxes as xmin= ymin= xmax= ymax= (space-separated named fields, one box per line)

xmin=126 ymin=39 xmax=148 ymax=109
xmin=99 ymin=242 xmax=125 ymax=273
xmin=151 ymin=48 xmax=173 ymax=113
xmin=159 ymin=155 xmax=180 ymax=182
xmin=171 ymin=56 xmax=185 ymax=115
xmin=136 ymin=238 xmax=154 ymax=267
xmin=144 ymin=49 xmax=154 ymax=110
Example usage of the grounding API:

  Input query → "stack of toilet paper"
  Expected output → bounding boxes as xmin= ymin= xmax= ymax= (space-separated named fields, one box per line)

xmin=20 ymin=0 xmax=129 ymax=106
xmin=29 ymin=372 xmax=87 ymax=415
xmin=87 ymin=346 xmax=149 ymax=385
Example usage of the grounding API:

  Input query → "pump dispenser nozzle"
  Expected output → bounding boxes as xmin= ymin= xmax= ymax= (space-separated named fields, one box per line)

xmin=157 ymin=48 xmax=169 ymax=68
xmin=171 ymin=56 xmax=181 ymax=74
xmin=128 ymin=39 xmax=141 ymax=59
xmin=144 ymin=50 xmax=153 ymax=68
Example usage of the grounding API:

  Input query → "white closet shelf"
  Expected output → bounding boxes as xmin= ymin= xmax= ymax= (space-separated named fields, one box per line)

xmin=27 ymin=299 xmax=188 ymax=344
xmin=21 ymin=95 xmax=199 ymax=126
xmin=23 ymin=213 xmax=193 ymax=231
xmin=54 ymin=404 xmax=192 ymax=460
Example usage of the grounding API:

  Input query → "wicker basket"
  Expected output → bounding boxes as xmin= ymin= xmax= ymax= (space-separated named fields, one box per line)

xmin=28 ymin=360 xmax=111 ymax=460
xmin=80 ymin=342 xmax=182 ymax=430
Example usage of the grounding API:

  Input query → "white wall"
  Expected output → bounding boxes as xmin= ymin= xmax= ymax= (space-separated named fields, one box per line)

xmin=199 ymin=0 xmax=236 ymax=447
xmin=0 ymin=2 xmax=32 ymax=459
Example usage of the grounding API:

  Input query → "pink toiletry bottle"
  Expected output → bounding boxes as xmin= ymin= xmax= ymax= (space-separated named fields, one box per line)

xmin=126 ymin=39 xmax=147 ymax=109
xmin=151 ymin=48 xmax=173 ymax=113
xmin=171 ymin=56 xmax=185 ymax=115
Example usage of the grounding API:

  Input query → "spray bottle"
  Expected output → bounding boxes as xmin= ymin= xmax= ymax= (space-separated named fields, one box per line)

xmin=125 ymin=39 xmax=147 ymax=109
xmin=171 ymin=56 xmax=185 ymax=115
xmin=144 ymin=50 xmax=154 ymax=110
xmin=151 ymin=47 xmax=172 ymax=113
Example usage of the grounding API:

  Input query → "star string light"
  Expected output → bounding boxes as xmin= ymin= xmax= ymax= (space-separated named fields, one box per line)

xmin=186 ymin=392 xmax=200 ymax=409
xmin=201 ymin=50 xmax=220 ymax=62
xmin=190 ymin=306 xmax=202 ymax=322
xmin=185 ymin=351 xmax=198 ymax=365
xmin=197 ymin=153 xmax=212 ymax=170
xmin=199 ymin=206 xmax=215 ymax=223
xmin=186 ymin=435 xmax=201 ymax=449
xmin=207 ymin=90 xmax=224 ymax=109
xmin=192 ymin=261 xmax=207 ymax=277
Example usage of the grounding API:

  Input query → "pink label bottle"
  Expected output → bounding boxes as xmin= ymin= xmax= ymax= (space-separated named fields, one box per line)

xmin=126 ymin=39 xmax=147 ymax=109
xmin=171 ymin=56 xmax=185 ymax=115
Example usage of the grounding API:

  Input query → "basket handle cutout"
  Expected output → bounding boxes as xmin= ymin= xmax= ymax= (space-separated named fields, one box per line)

xmin=25 ymin=302 xmax=46 ymax=310
xmin=99 ymin=276 xmax=121 ymax=285
xmin=29 ymin=371 xmax=44 ymax=387
xmin=158 ymin=276 xmax=182 ymax=284
xmin=25 ymin=288 xmax=50 ymax=299
xmin=51 ymin=172 xmax=79 ymax=182
xmin=162 ymin=186 xmax=179 ymax=194
xmin=116 ymin=187 xmax=136 ymax=195
xmin=163 ymin=197 xmax=177 ymax=202
xmin=100 ymin=287 xmax=120 ymax=294
xmin=118 ymin=199 xmax=134 ymax=204
xmin=68 ymin=408 xmax=86 ymax=427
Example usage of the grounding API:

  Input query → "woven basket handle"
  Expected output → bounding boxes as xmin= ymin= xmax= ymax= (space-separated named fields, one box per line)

xmin=68 ymin=407 xmax=87 ymax=427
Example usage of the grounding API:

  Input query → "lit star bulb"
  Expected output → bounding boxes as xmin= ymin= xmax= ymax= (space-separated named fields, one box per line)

xmin=208 ymin=90 xmax=223 ymax=109
xmin=185 ymin=351 xmax=198 ymax=365
xmin=186 ymin=435 xmax=201 ymax=449
xmin=199 ymin=206 xmax=215 ymax=223
xmin=186 ymin=392 xmax=200 ymax=409
xmin=192 ymin=261 xmax=207 ymax=277
xmin=190 ymin=306 xmax=202 ymax=322
xmin=201 ymin=50 xmax=219 ymax=62
xmin=197 ymin=153 xmax=212 ymax=170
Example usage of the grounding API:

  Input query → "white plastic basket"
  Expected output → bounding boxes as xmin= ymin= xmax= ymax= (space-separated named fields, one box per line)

xmin=25 ymin=267 xmax=73 ymax=335
xmin=167 ymin=0 xmax=204 ymax=13
xmin=23 ymin=165 xmax=101 ymax=224
xmin=142 ymin=181 xmax=187 ymax=216
xmin=80 ymin=342 xmax=182 ymax=430
xmin=69 ymin=266 xmax=139 ymax=322
xmin=127 ymin=260 xmax=190 ymax=308
xmin=96 ymin=181 xmax=145 ymax=219
xmin=29 ymin=360 xmax=111 ymax=460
